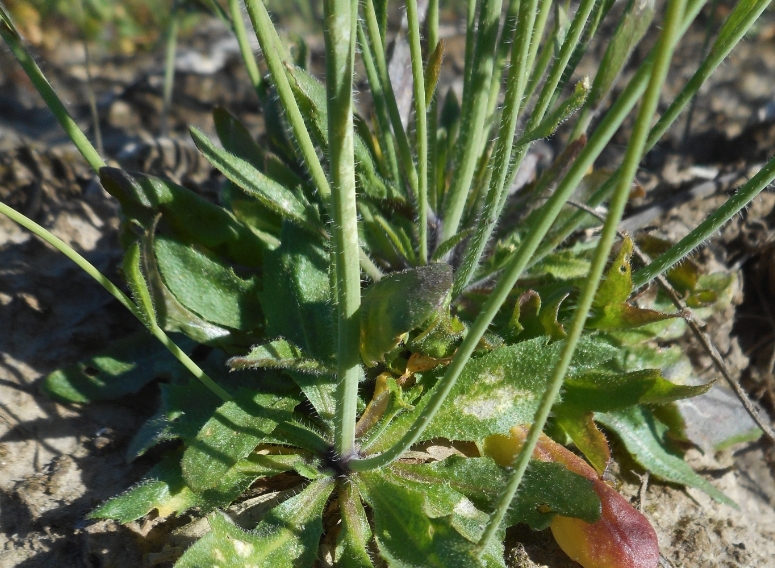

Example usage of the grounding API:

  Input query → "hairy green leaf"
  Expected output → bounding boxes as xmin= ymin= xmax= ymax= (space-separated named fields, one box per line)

xmin=597 ymin=406 xmax=736 ymax=506
xmin=213 ymin=106 xmax=265 ymax=169
xmin=261 ymin=223 xmax=335 ymax=362
xmin=369 ymin=337 xmax=617 ymax=447
xmin=99 ymin=167 xmax=265 ymax=266
xmin=335 ymin=484 xmax=374 ymax=568
xmin=175 ymin=479 xmax=334 ymax=568
xmin=559 ymin=369 xmax=712 ymax=412
xmin=360 ymin=264 xmax=452 ymax=366
xmin=228 ymin=339 xmax=333 ymax=375
xmin=154 ymin=234 xmax=262 ymax=332
xmin=355 ymin=470 xmax=483 ymax=568
xmin=190 ymin=127 xmax=322 ymax=233
xmin=43 ymin=332 xmax=194 ymax=403
xmin=392 ymin=455 xmax=601 ymax=530
xmin=91 ymin=451 xmax=300 ymax=523
xmin=182 ymin=388 xmax=300 ymax=492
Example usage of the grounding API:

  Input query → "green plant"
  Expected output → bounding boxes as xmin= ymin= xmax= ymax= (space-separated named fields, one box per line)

xmin=1 ymin=0 xmax=773 ymax=566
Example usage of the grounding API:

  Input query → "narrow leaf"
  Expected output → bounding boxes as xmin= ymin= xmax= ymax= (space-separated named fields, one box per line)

xmin=190 ymin=126 xmax=321 ymax=232
xmin=597 ymin=407 xmax=736 ymax=506
xmin=228 ymin=339 xmax=334 ymax=375
xmin=335 ymin=483 xmax=374 ymax=568
xmin=122 ymin=241 xmax=156 ymax=327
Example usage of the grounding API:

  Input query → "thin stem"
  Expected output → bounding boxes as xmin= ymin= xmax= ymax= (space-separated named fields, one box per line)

xmin=0 ymin=7 xmax=105 ymax=173
xmin=0 ymin=201 xmax=231 ymax=402
xmin=243 ymin=0 xmax=332 ymax=201
xmin=324 ymin=0 xmax=361 ymax=458
xmin=427 ymin=0 xmax=440 ymax=214
xmin=227 ymin=0 xmax=264 ymax=94
xmin=362 ymin=0 xmax=420 ymax=199
xmin=632 ymin=156 xmax=775 ymax=289
xmin=161 ymin=2 xmax=179 ymax=137
xmin=477 ymin=0 xmax=687 ymax=553
xmin=441 ymin=0 xmax=504 ymax=242
xmin=406 ymin=0 xmax=428 ymax=264
xmin=358 ymin=22 xmax=400 ymax=184
xmin=534 ymin=0 xmax=758 ymax=265
xmin=455 ymin=0 xmax=598 ymax=292
xmin=454 ymin=0 xmax=539 ymax=298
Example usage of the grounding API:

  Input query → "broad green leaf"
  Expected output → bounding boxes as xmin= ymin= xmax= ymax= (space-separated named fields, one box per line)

xmin=175 ymin=479 xmax=334 ymax=568
xmin=392 ymin=456 xmax=601 ymax=530
xmin=141 ymin=230 xmax=244 ymax=346
xmin=154 ymin=234 xmax=263 ymax=331
xmin=99 ymin=167 xmax=265 ymax=267
xmin=597 ymin=407 xmax=736 ymax=507
xmin=368 ymin=468 xmax=507 ymax=567
xmin=335 ymin=484 xmax=374 ymax=568
xmin=122 ymin=241 xmax=156 ymax=327
xmin=284 ymin=371 xmax=338 ymax=429
xmin=355 ymin=471 xmax=483 ymax=568
xmin=190 ymin=127 xmax=322 ymax=233
xmin=369 ymin=337 xmax=617 ymax=447
xmin=42 ymin=332 xmax=194 ymax=403
xmin=227 ymin=340 xmax=337 ymax=427
xmin=261 ymin=223 xmax=335 ymax=362
xmin=360 ymin=264 xmax=452 ymax=366
xmin=182 ymin=388 xmax=300 ymax=492
xmin=228 ymin=339 xmax=333 ymax=375
xmin=558 ymin=369 xmax=712 ymax=412
xmin=91 ymin=451 xmax=300 ymax=523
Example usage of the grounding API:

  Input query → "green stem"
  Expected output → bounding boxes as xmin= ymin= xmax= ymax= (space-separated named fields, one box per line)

xmin=427 ymin=0 xmax=440 ymax=214
xmin=632 ymin=157 xmax=775 ymax=288
xmin=161 ymin=2 xmax=179 ymax=137
xmin=357 ymin=23 xmax=400 ymax=185
xmin=227 ymin=0 xmax=263 ymax=94
xmin=351 ymin=0 xmax=704 ymax=474
xmin=485 ymin=0 xmax=521 ymax=121
xmin=441 ymin=0 xmax=504 ymax=242
xmin=324 ymin=0 xmax=361 ymax=458
xmin=0 ymin=7 xmax=105 ymax=173
xmin=477 ymin=0 xmax=688 ymax=553
xmin=455 ymin=0 xmax=598 ymax=291
xmin=406 ymin=0 xmax=428 ymax=264
xmin=533 ymin=0 xmax=763 ymax=266
xmin=454 ymin=0 xmax=539 ymax=298
xmin=0 ymin=201 xmax=231 ymax=402
xmin=362 ymin=0 xmax=420 ymax=200
xmin=243 ymin=0 xmax=331 ymax=201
